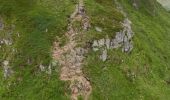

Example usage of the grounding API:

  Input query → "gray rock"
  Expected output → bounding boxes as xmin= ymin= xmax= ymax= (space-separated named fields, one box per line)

xmin=3 ymin=39 xmax=12 ymax=45
xmin=111 ymin=39 xmax=122 ymax=49
xmin=78 ymin=5 xmax=85 ymax=15
xmin=122 ymin=41 xmax=133 ymax=52
xmin=91 ymin=18 xmax=134 ymax=60
xmin=92 ymin=40 xmax=98 ymax=47
xmin=93 ymin=48 xmax=99 ymax=51
xmin=39 ymin=64 xmax=45 ymax=72
xmin=95 ymin=27 xmax=102 ymax=32
xmin=51 ymin=60 xmax=58 ymax=67
xmin=100 ymin=49 xmax=107 ymax=62
xmin=3 ymin=60 xmax=13 ymax=79
xmin=76 ymin=47 xmax=85 ymax=56
xmin=98 ymin=39 xmax=105 ymax=47
xmin=3 ymin=60 xmax=9 ymax=66
xmin=46 ymin=64 xmax=52 ymax=75
xmin=17 ymin=32 xmax=20 ymax=37
xmin=105 ymin=38 xmax=110 ymax=49
xmin=3 ymin=67 xmax=13 ymax=79
xmin=82 ymin=17 xmax=91 ymax=30
xmin=92 ymin=40 xmax=99 ymax=51
xmin=0 ymin=40 xmax=4 ymax=44
xmin=127 ymin=30 xmax=133 ymax=40
xmin=120 ymin=18 xmax=134 ymax=52
xmin=115 ymin=32 xmax=124 ymax=43
xmin=123 ymin=36 xmax=128 ymax=43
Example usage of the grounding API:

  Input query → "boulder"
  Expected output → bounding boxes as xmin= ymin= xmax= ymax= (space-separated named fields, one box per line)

xmin=3 ymin=60 xmax=9 ymax=66
xmin=92 ymin=40 xmax=98 ymax=46
xmin=98 ymin=39 xmax=105 ymax=47
xmin=100 ymin=49 xmax=107 ymax=62
xmin=95 ymin=27 xmax=102 ymax=32
xmin=105 ymin=38 xmax=110 ymax=49
xmin=39 ymin=64 xmax=45 ymax=72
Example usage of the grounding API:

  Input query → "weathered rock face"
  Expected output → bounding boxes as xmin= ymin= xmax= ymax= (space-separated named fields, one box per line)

xmin=92 ymin=19 xmax=134 ymax=52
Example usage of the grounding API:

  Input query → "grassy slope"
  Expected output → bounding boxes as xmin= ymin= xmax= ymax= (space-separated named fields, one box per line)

xmin=84 ymin=0 xmax=170 ymax=100
xmin=0 ymin=0 xmax=170 ymax=100
xmin=0 ymin=0 xmax=75 ymax=100
xmin=76 ymin=0 xmax=124 ymax=47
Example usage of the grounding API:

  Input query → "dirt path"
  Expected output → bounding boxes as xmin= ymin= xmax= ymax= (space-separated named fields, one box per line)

xmin=53 ymin=0 xmax=92 ymax=100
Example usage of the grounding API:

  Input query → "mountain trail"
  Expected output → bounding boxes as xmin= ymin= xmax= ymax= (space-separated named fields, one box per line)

xmin=52 ymin=0 xmax=92 ymax=100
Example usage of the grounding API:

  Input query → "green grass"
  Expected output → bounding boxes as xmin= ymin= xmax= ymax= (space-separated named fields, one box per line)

xmin=76 ymin=0 xmax=124 ymax=47
xmin=83 ymin=0 xmax=170 ymax=100
xmin=1 ymin=0 xmax=170 ymax=100
xmin=0 ymin=0 xmax=75 ymax=99
xmin=78 ymin=0 xmax=124 ymax=43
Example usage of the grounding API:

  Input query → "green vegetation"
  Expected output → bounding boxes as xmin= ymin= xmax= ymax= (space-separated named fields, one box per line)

xmin=1 ymin=0 xmax=170 ymax=100
xmin=82 ymin=0 xmax=124 ymax=40
xmin=0 ymin=0 xmax=75 ymax=99
xmin=76 ymin=0 xmax=124 ymax=47
xmin=84 ymin=0 xmax=170 ymax=100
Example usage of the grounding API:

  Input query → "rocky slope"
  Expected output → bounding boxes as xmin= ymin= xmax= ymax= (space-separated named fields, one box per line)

xmin=0 ymin=0 xmax=170 ymax=100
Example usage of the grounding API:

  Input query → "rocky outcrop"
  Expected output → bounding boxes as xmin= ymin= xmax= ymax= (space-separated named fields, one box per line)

xmin=91 ymin=1 xmax=134 ymax=62
xmin=92 ymin=18 xmax=134 ymax=61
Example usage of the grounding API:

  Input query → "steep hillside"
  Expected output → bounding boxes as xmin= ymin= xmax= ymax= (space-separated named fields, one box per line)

xmin=84 ymin=0 xmax=170 ymax=99
xmin=0 ymin=0 xmax=170 ymax=100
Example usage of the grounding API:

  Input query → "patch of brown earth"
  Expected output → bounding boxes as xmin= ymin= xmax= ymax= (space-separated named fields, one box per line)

xmin=52 ymin=0 xmax=92 ymax=100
